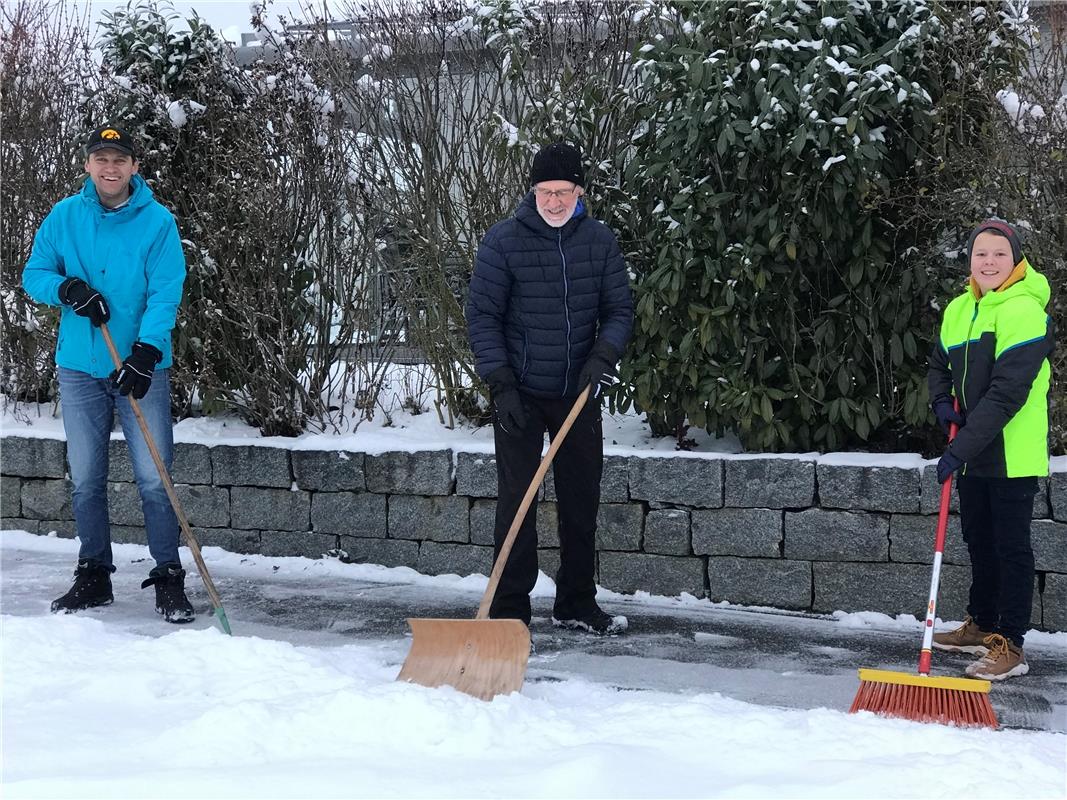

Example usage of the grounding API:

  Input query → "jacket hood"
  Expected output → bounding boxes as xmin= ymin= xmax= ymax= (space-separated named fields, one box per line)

xmin=80 ymin=173 xmax=153 ymax=213
xmin=970 ymin=258 xmax=1050 ymax=310
xmin=514 ymin=191 xmax=587 ymax=238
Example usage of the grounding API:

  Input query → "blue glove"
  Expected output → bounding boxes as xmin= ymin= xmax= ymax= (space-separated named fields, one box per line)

xmin=936 ymin=450 xmax=964 ymax=484
xmin=931 ymin=396 xmax=964 ymax=434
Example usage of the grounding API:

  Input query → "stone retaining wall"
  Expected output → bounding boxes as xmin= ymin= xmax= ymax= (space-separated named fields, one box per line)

xmin=3 ymin=435 xmax=1065 ymax=630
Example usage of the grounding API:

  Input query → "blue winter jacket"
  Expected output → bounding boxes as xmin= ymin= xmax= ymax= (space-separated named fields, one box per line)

xmin=22 ymin=175 xmax=186 ymax=378
xmin=467 ymin=193 xmax=633 ymax=398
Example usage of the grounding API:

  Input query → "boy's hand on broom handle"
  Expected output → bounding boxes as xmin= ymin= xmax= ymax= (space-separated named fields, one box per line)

xmin=935 ymin=398 xmax=963 ymax=484
xmin=936 ymin=451 xmax=963 ymax=484
xmin=932 ymin=395 xmax=964 ymax=433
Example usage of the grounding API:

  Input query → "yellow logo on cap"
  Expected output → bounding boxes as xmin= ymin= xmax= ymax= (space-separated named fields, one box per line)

xmin=101 ymin=129 xmax=122 ymax=140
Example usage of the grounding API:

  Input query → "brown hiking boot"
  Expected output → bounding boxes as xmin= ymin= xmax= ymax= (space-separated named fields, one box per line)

xmin=932 ymin=616 xmax=993 ymax=654
xmin=966 ymin=634 xmax=1029 ymax=681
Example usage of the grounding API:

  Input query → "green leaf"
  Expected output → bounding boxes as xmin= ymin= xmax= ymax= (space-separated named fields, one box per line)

xmin=890 ymin=333 xmax=903 ymax=366
xmin=760 ymin=393 xmax=773 ymax=422
xmin=837 ymin=368 xmax=850 ymax=396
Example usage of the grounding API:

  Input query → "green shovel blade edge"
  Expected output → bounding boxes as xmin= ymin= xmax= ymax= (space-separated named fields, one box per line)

xmin=213 ymin=606 xmax=233 ymax=635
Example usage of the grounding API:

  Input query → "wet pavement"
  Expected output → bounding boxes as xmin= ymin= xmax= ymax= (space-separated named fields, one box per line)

xmin=3 ymin=542 xmax=1065 ymax=733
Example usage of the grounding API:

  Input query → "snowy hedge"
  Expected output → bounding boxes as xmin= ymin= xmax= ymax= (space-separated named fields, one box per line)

xmin=2 ymin=0 xmax=1063 ymax=455
xmin=610 ymin=0 xmax=1039 ymax=452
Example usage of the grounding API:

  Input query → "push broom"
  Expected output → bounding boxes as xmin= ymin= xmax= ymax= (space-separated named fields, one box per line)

xmin=849 ymin=407 xmax=997 ymax=728
xmin=100 ymin=323 xmax=232 ymax=635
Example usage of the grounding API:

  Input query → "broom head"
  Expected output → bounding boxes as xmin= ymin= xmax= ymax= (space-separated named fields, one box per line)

xmin=850 ymin=668 xmax=998 ymax=729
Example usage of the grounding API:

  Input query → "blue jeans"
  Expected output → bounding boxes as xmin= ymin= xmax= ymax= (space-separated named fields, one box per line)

xmin=59 ymin=366 xmax=181 ymax=571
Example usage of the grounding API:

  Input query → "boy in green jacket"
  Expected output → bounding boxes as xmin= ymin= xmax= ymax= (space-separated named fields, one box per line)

xmin=927 ymin=220 xmax=1054 ymax=680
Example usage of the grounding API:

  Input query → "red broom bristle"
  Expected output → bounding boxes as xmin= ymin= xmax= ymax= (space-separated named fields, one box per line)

xmin=850 ymin=679 xmax=998 ymax=729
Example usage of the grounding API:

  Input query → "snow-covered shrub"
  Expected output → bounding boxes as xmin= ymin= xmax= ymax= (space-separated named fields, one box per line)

xmin=316 ymin=0 xmax=653 ymax=423
xmin=90 ymin=2 xmax=384 ymax=435
xmin=0 ymin=1 xmax=97 ymax=407
xmin=615 ymin=0 xmax=1029 ymax=451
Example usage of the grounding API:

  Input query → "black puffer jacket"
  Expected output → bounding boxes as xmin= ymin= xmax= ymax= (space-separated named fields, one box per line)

xmin=466 ymin=193 xmax=633 ymax=398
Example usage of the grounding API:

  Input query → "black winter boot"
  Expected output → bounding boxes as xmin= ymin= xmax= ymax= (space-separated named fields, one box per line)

xmin=141 ymin=565 xmax=195 ymax=623
xmin=551 ymin=602 xmax=628 ymax=636
xmin=51 ymin=561 xmax=114 ymax=613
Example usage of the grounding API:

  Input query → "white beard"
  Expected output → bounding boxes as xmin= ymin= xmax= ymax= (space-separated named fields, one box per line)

xmin=538 ymin=210 xmax=569 ymax=228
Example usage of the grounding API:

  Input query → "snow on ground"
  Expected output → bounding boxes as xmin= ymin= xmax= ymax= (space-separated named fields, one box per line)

xmin=2 ymin=396 xmax=747 ymax=457
xmin=6 ymin=613 xmax=1064 ymax=800
xmin=2 ymin=532 xmax=1066 ymax=800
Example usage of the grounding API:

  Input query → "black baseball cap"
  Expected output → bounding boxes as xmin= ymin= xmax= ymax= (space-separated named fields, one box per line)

xmin=86 ymin=125 xmax=136 ymax=158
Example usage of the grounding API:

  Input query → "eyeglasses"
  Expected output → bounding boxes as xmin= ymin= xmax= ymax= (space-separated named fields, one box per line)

xmin=533 ymin=186 xmax=579 ymax=200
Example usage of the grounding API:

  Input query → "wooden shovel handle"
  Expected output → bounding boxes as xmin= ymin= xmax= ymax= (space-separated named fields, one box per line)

xmin=475 ymin=385 xmax=591 ymax=619
xmin=99 ymin=324 xmax=227 ymax=614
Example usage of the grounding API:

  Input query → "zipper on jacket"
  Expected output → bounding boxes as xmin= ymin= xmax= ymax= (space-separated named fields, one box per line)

xmin=558 ymin=231 xmax=572 ymax=395
xmin=959 ymin=301 xmax=980 ymax=476
xmin=960 ymin=301 xmax=979 ymax=412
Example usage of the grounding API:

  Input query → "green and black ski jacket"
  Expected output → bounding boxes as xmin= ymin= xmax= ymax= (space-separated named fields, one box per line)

xmin=927 ymin=259 xmax=1054 ymax=478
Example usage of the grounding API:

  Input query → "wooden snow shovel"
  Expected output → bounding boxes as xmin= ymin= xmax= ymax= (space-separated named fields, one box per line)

xmin=397 ymin=385 xmax=592 ymax=701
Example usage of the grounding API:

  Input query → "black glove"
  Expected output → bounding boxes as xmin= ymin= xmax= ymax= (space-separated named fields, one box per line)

xmin=931 ymin=396 xmax=964 ymax=434
xmin=577 ymin=339 xmax=620 ymax=398
xmin=486 ymin=366 xmax=527 ymax=435
xmin=111 ymin=342 xmax=163 ymax=400
xmin=936 ymin=450 xmax=964 ymax=485
xmin=59 ymin=277 xmax=110 ymax=327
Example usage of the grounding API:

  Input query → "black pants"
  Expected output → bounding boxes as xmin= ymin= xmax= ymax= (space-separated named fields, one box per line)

xmin=489 ymin=392 xmax=603 ymax=625
xmin=957 ymin=475 xmax=1037 ymax=647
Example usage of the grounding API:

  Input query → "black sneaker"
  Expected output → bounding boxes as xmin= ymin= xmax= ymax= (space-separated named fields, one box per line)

xmin=551 ymin=604 xmax=628 ymax=636
xmin=51 ymin=561 xmax=114 ymax=613
xmin=141 ymin=566 xmax=195 ymax=624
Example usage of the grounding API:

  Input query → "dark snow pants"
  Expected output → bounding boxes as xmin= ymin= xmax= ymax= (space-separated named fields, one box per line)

xmin=957 ymin=475 xmax=1038 ymax=647
xmin=488 ymin=392 xmax=603 ymax=625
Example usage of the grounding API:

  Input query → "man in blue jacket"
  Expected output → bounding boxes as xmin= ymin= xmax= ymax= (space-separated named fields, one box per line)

xmin=22 ymin=125 xmax=193 ymax=623
xmin=466 ymin=141 xmax=634 ymax=635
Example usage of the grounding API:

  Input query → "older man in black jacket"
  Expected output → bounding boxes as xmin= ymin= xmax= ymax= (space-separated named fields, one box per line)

xmin=466 ymin=141 xmax=634 ymax=635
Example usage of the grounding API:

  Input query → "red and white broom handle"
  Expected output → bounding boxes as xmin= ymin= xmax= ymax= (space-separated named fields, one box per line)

xmin=918 ymin=399 xmax=960 ymax=675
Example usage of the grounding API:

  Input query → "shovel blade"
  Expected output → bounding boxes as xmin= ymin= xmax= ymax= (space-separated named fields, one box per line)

xmin=397 ymin=617 xmax=530 ymax=701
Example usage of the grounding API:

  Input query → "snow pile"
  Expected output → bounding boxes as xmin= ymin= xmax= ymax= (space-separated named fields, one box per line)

xmin=3 ymin=612 xmax=1065 ymax=800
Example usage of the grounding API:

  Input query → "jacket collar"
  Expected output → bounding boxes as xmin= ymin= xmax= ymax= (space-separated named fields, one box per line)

xmin=968 ymin=256 xmax=1028 ymax=300
xmin=80 ymin=174 xmax=151 ymax=214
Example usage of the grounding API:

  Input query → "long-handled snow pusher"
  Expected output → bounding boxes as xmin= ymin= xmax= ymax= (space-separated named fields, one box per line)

xmin=849 ymin=408 xmax=996 ymax=727
xmin=100 ymin=324 xmax=233 ymax=635
xmin=397 ymin=386 xmax=592 ymax=701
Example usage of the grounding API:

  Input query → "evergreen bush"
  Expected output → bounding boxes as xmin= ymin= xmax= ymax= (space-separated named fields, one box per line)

xmin=613 ymin=0 xmax=1028 ymax=451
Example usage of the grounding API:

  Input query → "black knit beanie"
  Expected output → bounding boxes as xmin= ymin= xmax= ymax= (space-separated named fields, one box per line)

xmin=966 ymin=220 xmax=1023 ymax=265
xmin=530 ymin=141 xmax=585 ymax=187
